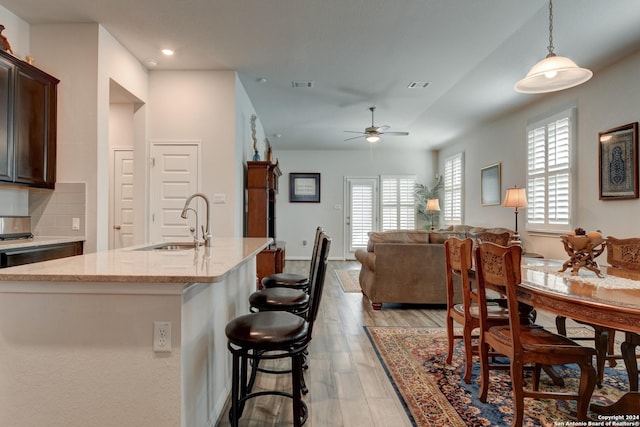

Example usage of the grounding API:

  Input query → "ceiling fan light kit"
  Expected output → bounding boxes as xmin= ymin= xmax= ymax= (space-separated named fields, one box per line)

xmin=344 ymin=106 xmax=409 ymax=144
xmin=366 ymin=134 xmax=381 ymax=144
xmin=515 ymin=0 xmax=592 ymax=94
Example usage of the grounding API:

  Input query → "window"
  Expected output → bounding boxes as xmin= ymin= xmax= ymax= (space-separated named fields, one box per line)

xmin=443 ymin=153 xmax=463 ymax=224
xmin=526 ymin=108 xmax=574 ymax=232
xmin=380 ymin=175 xmax=416 ymax=230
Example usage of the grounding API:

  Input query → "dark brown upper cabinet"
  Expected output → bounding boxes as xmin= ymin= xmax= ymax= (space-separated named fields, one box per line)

xmin=0 ymin=50 xmax=58 ymax=189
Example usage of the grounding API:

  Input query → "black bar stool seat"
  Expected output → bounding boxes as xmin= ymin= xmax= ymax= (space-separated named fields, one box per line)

xmin=226 ymin=311 xmax=308 ymax=351
xmin=249 ymin=287 xmax=309 ymax=313
xmin=262 ymin=273 xmax=309 ymax=291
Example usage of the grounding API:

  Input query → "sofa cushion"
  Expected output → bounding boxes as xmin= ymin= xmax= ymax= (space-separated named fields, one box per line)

xmin=429 ymin=231 xmax=466 ymax=244
xmin=366 ymin=230 xmax=429 ymax=252
xmin=452 ymin=225 xmax=473 ymax=234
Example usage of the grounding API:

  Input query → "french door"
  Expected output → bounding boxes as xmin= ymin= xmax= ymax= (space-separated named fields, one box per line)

xmin=344 ymin=177 xmax=378 ymax=259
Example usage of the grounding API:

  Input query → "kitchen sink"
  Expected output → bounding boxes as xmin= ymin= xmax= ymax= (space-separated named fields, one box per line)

xmin=135 ymin=242 xmax=199 ymax=251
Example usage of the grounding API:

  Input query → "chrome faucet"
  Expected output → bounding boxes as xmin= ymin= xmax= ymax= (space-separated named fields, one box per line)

xmin=180 ymin=193 xmax=212 ymax=247
xmin=182 ymin=207 xmax=199 ymax=245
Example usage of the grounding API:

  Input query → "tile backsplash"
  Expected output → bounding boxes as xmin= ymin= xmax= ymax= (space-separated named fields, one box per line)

xmin=29 ymin=182 xmax=86 ymax=238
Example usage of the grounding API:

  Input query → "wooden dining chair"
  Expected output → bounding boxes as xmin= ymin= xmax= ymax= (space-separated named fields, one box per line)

xmin=444 ymin=237 xmax=509 ymax=383
xmin=475 ymin=242 xmax=597 ymax=426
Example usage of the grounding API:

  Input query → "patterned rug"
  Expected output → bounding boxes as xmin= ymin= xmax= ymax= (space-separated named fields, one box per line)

xmin=335 ymin=269 xmax=361 ymax=292
xmin=365 ymin=326 xmax=628 ymax=427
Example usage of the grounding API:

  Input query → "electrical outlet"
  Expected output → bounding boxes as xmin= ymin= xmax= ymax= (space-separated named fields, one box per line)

xmin=153 ymin=321 xmax=172 ymax=353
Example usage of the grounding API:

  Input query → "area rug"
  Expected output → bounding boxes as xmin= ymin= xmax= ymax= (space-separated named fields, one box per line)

xmin=365 ymin=326 xmax=628 ymax=427
xmin=335 ymin=269 xmax=361 ymax=293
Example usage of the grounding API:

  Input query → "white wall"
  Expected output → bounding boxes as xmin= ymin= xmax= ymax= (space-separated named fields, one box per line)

xmin=439 ymin=48 xmax=640 ymax=260
xmin=275 ymin=148 xmax=437 ymax=259
xmin=0 ymin=5 xmax=29 ymax=57
xmin=27 ymin=24 xmax=149 ymax=252
xmin=235 ymin=74 xmax=267 ymax=237
xmin=98 ymin=26 xmax=149 ymax=250
xmin=148 ymin=70 xmax=241 ymax=237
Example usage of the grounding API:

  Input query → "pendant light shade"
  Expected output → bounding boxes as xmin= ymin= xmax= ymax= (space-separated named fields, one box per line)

xmin=515 ymin=54 xmax=593 ymax=94
xmin=515 ymin=0 xmax=592 ymax=94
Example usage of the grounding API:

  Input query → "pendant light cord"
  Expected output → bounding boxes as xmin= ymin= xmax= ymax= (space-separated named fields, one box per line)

xmin=547 ymin=0 xmax=555 ymax=57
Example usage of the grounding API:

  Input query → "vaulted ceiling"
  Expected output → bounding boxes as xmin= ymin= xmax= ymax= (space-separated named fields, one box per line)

xmin=4 ymin=0 xmax=640 ymax=150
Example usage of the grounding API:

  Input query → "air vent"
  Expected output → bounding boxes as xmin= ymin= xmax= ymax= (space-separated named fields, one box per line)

xmin=291 ymin=80 xmax=314 ymax=88
xmin=408 ymin=81 xmax=430 ymax=88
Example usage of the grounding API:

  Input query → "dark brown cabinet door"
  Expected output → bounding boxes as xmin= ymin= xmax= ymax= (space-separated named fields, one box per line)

xmin=14 ymin=68 xmax=56 ymax=187
xmin=0 ymin=57 xmax=12 ymax=182
xmin=0 ymin=50 xmax=58 ymax=189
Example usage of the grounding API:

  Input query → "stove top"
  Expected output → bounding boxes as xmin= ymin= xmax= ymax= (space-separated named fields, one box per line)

xmin=0 ymin=216 xmax=32 ymax=240
xmin=0 ymin=233 xmax=34 ymax=241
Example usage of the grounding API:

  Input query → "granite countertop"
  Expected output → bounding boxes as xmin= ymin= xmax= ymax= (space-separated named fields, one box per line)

xmin=0 ymin=236 xmax=85 ymax=250
xmin=0 ymin=237 xmax=271 ymax=283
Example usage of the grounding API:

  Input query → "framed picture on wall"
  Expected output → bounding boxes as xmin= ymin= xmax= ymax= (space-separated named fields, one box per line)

xmin=480 ymin=162 xmax=501 ymax=206
xmin=289 ymin=173 xmax=321 ymax=202
xmin=599 ymin=122 xmax=639 ymax=200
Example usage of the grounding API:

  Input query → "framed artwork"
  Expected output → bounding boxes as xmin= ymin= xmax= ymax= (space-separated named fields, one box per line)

xmin=480 ymin=162 xmax=501 ymax=206
xmin=599 ymin=122 xmax=639 ymax=200
xmin=289 ymin=173 xmax=321 ymax=202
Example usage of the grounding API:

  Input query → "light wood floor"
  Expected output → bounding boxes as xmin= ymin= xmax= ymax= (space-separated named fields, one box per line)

xmin=215 ymin=260 xmax=565 ymax=427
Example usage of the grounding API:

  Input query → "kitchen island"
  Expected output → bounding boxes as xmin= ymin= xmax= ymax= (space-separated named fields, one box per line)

xmin=0 ymin=237 xmax=271 ymax=427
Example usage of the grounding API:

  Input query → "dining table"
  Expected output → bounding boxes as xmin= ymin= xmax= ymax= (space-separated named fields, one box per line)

xmin=519 ymin=257 xmax=640 ymax=415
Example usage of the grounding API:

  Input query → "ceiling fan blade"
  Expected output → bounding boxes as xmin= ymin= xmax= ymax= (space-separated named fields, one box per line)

xmin=344 ymin=135 xmax=366 ymax=141
xmin=382 ymin=131 xmax=409 ymax=136
xmin=344 ymin=130 xmax=365 ymax=134
xmin=377 ymin=125 xmax=390 ymax=132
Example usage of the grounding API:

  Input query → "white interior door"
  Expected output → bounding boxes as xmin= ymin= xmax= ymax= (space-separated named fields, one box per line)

xmin=149 ymin=142 xmax=199 ymax=242
xmin=112 ymin=149 xmax=134 ymax=249
xmin=344 ymin=177 xmax=378 ymax=259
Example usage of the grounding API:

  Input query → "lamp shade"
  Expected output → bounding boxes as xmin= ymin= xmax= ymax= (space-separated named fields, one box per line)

xmin=503 ymin=187 xmax=528 ymax=208
xmin=514 ymin=54 xmax=593 ymax=94
xmin=426 ymin=198 xmax=441 ymax=211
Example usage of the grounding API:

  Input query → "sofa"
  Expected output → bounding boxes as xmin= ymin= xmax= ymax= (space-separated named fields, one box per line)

xmin=354 ymin=226 xmax=512 ymax=310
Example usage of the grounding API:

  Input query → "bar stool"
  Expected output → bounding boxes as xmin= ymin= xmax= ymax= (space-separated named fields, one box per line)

xmin=262 ymin=226 xmax=323 ymax=291
xmin=225 ymin=235 xmax=331 ymax=427
xmin=250 ymin=231 xmax=325 ymax=315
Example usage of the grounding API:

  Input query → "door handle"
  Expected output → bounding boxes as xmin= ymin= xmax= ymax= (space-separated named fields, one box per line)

xmin=114 ymin=225 xmax=121 ymax=230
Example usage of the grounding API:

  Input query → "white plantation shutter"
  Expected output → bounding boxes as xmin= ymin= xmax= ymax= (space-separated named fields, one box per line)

xmin=381 ymin=176 xmax=416 ymax=230
xmin=444 ymin=153 xmax=463 ymax=224
xmin=350 ymin=182 xmax=375 ymax=247
xmin=526 ymin=109 xmax=574 ymax=232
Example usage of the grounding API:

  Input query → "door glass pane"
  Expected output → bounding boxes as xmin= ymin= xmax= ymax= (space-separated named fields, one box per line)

xmin=350 ymin=182 xmax=374 ymax=250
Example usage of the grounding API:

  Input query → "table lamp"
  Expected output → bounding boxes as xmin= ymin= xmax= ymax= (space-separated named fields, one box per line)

xmin=426 ymin=198 xmax=441 ymax=230
xmin=503 ymin=186 xmax=528 ymax=245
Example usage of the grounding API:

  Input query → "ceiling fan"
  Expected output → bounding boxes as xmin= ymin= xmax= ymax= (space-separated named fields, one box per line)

xmin=344 ymin=106 xmax=409 ymax=144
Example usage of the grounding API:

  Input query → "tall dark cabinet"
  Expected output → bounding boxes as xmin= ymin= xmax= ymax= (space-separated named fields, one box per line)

xmin=246 ymin=161 xmax=285 ymax=283
xmin=0 ymin=50 xmax=58 ymax=189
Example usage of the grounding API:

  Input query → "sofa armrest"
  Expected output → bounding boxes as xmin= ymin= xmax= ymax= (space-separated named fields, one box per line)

xmin=355 ymin=249 xmax=375 ymax=272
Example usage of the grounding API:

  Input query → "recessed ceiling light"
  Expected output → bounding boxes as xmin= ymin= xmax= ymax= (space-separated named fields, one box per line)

xmin=291 ymin=80 xmax=314 ymax=88
xmin=146 ymin=58 xmax=158 ymax=67
xmin=256 ymin=77 xmax=268 ymax=83
xmin=161 ymin=49 xmax=174 ymax=56
xmin=408 ymin=81 xmax=430 ymax=88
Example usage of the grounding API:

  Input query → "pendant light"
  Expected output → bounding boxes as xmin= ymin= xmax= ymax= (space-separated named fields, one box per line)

xmin=515 ymin=0 xmax=592 ymax=94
